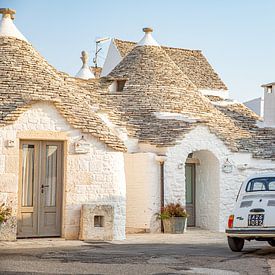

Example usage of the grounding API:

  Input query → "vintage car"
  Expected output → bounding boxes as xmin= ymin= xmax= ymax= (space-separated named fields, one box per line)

xmin=226 ymin=173 xmax=275 ymax=252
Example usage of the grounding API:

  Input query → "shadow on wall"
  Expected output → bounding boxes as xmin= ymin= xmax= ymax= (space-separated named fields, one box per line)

xmin=190 ymin=150 xmax=220 ymax=231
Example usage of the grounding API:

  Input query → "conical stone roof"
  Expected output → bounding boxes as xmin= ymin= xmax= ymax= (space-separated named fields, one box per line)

xmin=103 ymin=43 xmax=252 ymax=150
xmin=0 ymin=36 xmax=125 ymax=151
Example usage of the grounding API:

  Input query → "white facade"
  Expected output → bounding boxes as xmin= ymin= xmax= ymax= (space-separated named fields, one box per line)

xmin=124 ymin=126 xmax=275 ymax=233
xmin=0 ymin=103 xmax=126 ymax=240
xmin=243 ymin=97 xmax=264 ymax=117
xmin=101 ymin=39 xmax=123 ymax=77
xmin=263 ymin=84 xmax=275 ymax=127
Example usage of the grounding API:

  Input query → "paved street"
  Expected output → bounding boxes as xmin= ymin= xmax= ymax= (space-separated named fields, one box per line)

xmin=0 ymin=229 xmax=274 ymax=275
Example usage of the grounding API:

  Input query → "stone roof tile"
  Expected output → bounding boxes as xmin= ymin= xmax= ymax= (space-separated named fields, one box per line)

xmin=0 ymin=36 xmax=126 ymax=151
xmin=113 ymin=39 xmax=227 ymax=91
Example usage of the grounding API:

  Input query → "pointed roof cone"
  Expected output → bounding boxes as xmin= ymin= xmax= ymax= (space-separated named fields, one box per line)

xmin=109 ymin=39 xmax=195 ymax=91
xmin=137 ymin=27 xmax=159 ymax=47
xmin=0 ymin=8 xmax=28 ymax=42
xmin=75 ymin=51 xmax=95 ymax=79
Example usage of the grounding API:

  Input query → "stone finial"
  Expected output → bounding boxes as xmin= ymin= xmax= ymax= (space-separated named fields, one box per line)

xmin=143 ymin=27 xmax=153 ymax=33
xmin=137 ymin=27 xmax=159 ymax=47
xmin=0 ymin=8 xmax=16 ymax=20
xmin=80 ymin=51 xmax=89 ymax=67
xmin=75 ymin=50 xmax=95 ymax=79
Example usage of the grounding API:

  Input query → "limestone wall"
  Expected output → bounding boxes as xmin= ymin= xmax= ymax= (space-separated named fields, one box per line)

xmin=0 ymin=102 xmax=126 ymax=240
xmin=165 ymin=125 xmax=275 ymax=232
xmin=124 ymin=153 xmax=160 ymax=233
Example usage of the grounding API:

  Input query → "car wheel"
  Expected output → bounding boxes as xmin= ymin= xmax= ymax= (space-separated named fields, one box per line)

xmin=268 ymin=240 xmax=275 ymax=247
xmin=227 ymin=237 xmax=244 ymax=252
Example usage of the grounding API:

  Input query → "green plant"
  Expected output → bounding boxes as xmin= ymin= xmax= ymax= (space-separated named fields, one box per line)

xmin=0 ymin=203 xmax=12 ymax=224
xmin=157 ymin=203 xmax=188 ymax=220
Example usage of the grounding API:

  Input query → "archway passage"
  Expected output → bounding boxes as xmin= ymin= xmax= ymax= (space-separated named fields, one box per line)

xmin=185 ymin=150 xmax=220 ymax=231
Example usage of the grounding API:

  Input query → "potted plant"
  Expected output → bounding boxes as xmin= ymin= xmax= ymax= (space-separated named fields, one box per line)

xmin=0 ymin=203 xmax=12 ymax=225
xmin=157 ymin=203 xmax=188 ymax=234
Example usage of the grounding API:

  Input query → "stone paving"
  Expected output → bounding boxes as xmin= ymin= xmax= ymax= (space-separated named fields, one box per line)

xmin=0 ymin=228 xmax=274 ymax=275
xmin=0 ymin=228 xmax=226 ymax=249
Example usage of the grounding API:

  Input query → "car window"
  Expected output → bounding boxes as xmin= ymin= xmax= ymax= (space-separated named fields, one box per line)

xmin=268 ymin=181 xmax=275 ymax=191
xmin=252 ymin=181 xmax=266 ymax=191
xmin=246 ymin=177 xmax=275 ymax=192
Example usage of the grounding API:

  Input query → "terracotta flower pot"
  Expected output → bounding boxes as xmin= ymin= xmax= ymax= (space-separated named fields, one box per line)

xmin=163 ymin=217 xmax=187 ymax=234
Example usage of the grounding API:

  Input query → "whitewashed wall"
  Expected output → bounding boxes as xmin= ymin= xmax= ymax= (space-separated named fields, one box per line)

xmin=165 ymin=126 xmax=275 ymax=232
xmin=193 ymin=150 xmax=220 ymax=231
xmin=124 ymin=153 xmax=160 ymax=233
xmin=0 ymin=103 xmax=126 ymax=240
xmin=101 ymin=40 xmax=122 ymax=77
xmin=244 ymin=97 xmax=264 ymax=117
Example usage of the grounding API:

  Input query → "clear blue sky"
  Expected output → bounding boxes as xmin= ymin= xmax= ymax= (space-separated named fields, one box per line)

xmin=2 ymin=0 xmax=275 ymax=102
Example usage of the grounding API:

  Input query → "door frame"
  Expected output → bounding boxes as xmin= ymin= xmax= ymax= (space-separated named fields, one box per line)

xmin=17 ymin=139 xmax=65 ymax=238
xmin=185 ymin=163 xmax=196 ymax=227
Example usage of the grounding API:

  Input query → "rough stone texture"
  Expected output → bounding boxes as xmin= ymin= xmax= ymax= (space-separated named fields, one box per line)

xmin=124 ymin=153 xmax=161 ymax=233
xmin=0 ymin=217 xmax=16 ymax=241
xmin=104 ymin=45 xmax=251 ymax=151
xmin=0 ymin=36 xmax=125 ymax=152
xmin=0 ymin=103 xmax=126 ymax=240
xmin=113 ymin=39 xmax=228 ymax=91
xmin=80 ymin=204 xmax=114 ymax=241
xmin=165 ymin=126 xmax=275 ymax=232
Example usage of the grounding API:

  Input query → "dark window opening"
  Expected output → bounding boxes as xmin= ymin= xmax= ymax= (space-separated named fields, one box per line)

xmin=117 ymin=80 xmax=126 ymax=92
xmin=94 ymin=215 xmax=104 ymax=227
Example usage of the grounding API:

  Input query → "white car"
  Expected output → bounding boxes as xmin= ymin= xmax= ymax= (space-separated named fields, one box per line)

xmin=226 ymin=173 xmax=275 ymax=252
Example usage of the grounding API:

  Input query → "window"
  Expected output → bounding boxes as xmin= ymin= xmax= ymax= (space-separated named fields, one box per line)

xmin=246 ymin=177 xmax=275 ymax=192
xmin=267 ymin=86 xmax=273 ymax=94
xmin=94 ymin=215 xmax=104 ymax=227
xmin=116 ymin=80 xmax=126 ymax=92
xmin=109 ymin=80 xmax=127 ymax=93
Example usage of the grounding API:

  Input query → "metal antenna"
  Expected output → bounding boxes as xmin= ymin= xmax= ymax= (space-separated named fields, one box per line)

xmin=93 ymin=37 xmax=110 ymax=68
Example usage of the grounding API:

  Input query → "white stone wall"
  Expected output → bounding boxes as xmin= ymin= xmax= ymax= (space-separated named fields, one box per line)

xmin=243 ymin=97 xmax=264 ymax=117
xmin=101 ymin=39 xmax=122 ymax=77
xmin=193 ymin=150 xmax=220 ymax=231
xmin=165 ymin=126 xmax=275 ymax=232
xmin=124 ymin=153 xmax=160 ymax=233
xmin=264 ymin=86 xmax=275 ymax=127
xmin=0 ymin=102 xmax=126 ymax=240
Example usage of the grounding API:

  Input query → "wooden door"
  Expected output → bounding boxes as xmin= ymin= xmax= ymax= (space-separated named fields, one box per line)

xmin=185 ymin=164 xmax=196 ymax=227
xmin=17 ymin=141 xmax=63 ymax=238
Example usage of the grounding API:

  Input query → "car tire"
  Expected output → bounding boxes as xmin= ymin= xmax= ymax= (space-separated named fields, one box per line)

xmin=227 ymin=237 xmax=244 ymax=252
xmin=268 ymin=240 xmax=275 ymax=247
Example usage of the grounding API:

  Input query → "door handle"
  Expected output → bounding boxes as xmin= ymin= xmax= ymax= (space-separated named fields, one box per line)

xmin=41 ymin=184 xmax=49 ymax=193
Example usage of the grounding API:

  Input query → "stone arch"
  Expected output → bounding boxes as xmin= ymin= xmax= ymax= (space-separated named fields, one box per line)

xmin=164 ymin=126 xmax=230 ymax=231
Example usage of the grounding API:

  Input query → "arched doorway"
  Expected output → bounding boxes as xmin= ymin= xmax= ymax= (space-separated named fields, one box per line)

xmin=185 ymin=150 xmax=220 ymax=231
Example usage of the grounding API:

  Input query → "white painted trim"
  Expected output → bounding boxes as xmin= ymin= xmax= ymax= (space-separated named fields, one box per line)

xmin=153 ymin=112 xmax=198 ymax=122
xmin=199 ymin=89 xmax=229 ymax=99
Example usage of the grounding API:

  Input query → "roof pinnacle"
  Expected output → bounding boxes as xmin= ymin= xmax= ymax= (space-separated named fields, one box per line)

xmin=0 ymin=8 xmax=16 ymax=20
xmin=0 ymin=8 xmax=28 ymax=42
xmin=75 ymin=50 xmax=95 ymax=79
xmin=137 ymin=27 xmax=159 ymax=47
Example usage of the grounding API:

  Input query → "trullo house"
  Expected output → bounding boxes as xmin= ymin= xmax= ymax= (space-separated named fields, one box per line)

xmin=1 ymin=8 xmax=275 ymax=241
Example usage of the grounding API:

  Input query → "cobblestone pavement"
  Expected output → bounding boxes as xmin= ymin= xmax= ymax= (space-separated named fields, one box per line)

xmin=0 ymin=229 xmax=274 ymax=275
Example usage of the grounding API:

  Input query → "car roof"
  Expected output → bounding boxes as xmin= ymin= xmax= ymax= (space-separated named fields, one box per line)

xmin=245 ymin=173 xmax=275 ymax=182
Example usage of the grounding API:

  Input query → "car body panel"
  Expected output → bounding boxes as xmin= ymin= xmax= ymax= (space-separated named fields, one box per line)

xmin=227 ymin=173 xmax=275 ymax=239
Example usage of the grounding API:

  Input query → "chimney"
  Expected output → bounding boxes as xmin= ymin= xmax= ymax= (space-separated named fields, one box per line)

xmin=137 ymin=27 xmax=160 ymax=47
xmin=0 ymin=8 xmax=28 ymax=41
xmin=262 ymin=83 xmax=275 ymax=127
